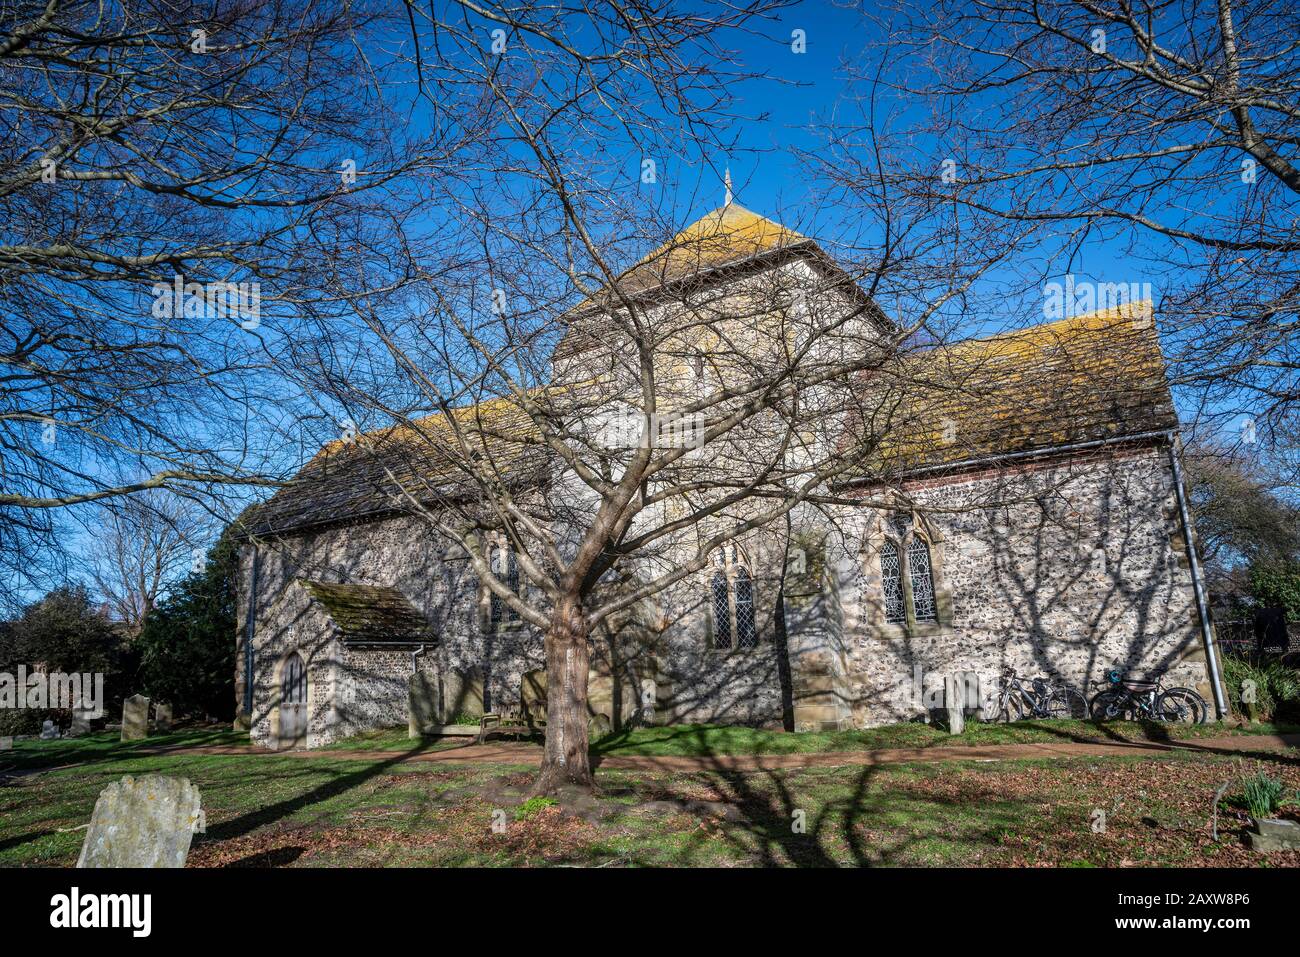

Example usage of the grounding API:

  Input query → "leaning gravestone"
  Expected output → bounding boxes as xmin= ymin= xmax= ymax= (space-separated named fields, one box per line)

xmin=944 ymin=675 xmax=965 ymax=735
xmin=40 ymin=719 xmax=59 ymax=740
xmin=77 ymin=775 xmax=203 ymax=868
xmin=154 ymin=702 xmax=173 ymax=732
xmin=121 ymin=694 xmax=150 ymax=742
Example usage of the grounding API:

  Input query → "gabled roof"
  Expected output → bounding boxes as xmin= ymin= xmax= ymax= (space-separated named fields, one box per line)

xmin=847 ymin=302 xmax=1177 ymax=481
xmin=557 ymin=203 xmax=881 ymax=357
xmin=242 ymin=204 xmax=1179 ymax=537
xmin=586 ymin=203 xmax=810 ymax=304
xmin=300 ymin=579 xmax=431 ymax=645
xmin=243 ymin=394 xmax=545 ymax=536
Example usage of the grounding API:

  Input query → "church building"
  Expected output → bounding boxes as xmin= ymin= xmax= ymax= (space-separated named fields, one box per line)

xmin=234 ymin=201 xmax=1221 ymax=749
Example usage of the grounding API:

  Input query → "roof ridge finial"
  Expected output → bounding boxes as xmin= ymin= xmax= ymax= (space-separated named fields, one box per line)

xmin=724 ymin=167 xmax=733 ymax=206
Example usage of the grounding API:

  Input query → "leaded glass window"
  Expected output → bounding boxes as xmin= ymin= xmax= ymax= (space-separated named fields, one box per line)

xmin=711 ymin=570 xmax=732 ymax=648
xmin=908 ymin=538 xmax=937 ymax=622
xmin=880 ymin=540 xmax=905 ymax=623
xmin=709 ymin=546 xmax=760 ymax=649
xmin=488 ymin=543 xmax=520 ymax=630
xmin=734 ymin=567 xmax=757 ymax=648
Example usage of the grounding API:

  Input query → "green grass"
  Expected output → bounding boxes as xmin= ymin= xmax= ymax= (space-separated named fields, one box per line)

xmin=3 ymin=726 xmax=1298 ymax=867
xmin=590 ymin=719 xmax=1300 ymax=757
xmin=316 ymin=727 xmax=483 ymax=752
xmin=0 ymin=727 xmax=251 ymax=772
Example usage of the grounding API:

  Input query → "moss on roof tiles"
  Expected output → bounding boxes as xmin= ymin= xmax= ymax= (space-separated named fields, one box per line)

xmin=245 ymin=391 xmax=549 ymax=535
xmin=299 ymin=580 xmax=431 ymax=644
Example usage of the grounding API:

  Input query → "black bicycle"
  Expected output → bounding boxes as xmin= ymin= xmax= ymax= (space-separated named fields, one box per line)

xmin=1087 ymin=669 xmax=1208 ymax=724
xmin=995 ymin=667 xmax=1089 ymax=721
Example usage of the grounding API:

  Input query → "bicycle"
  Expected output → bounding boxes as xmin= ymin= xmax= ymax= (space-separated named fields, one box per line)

xmin=1087 ymin=669 xmax=1208 ymax=724
xmin=994 ymin=667 xmax=1089 ymax=721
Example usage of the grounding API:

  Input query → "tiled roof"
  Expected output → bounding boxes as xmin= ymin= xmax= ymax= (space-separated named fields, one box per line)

xmin=299 ymin=580 xmax=431 ymax=644
xmin=569 ymin=204 xmax=809 ymax=315
xmin=244 ymin=394 xmax=546 ymax=535
xmin=244 ymin=208 xmax=1178 ymax=535
xmin=847 ymin=302 xmax=1177 ymax=480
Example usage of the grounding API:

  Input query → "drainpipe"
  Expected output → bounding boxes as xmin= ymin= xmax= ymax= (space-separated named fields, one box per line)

xmin=411 ymin=644 xmax=428 ymax=673
xmin=242 ymin=546 xmax=260 ymax=717
xmin=1165 ymin=431 xmax=1227 ymax=719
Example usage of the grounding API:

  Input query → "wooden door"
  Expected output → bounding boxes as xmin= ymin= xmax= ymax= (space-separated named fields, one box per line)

xmin=280 ymin=653 xmax=307 ymax=748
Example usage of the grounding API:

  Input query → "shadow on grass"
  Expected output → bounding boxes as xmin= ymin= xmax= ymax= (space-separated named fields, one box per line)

xmin=201 ymin=745 xmax=427 ymax=843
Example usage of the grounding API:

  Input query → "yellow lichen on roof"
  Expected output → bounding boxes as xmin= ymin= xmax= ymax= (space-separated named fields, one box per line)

xmin=311 ymin=391 xmax=542 ymax=462
xmin=568 ymin=204 xmax=807 ymax=316
xmin=639 ymin=203 xmax=806 ymax=273
xmin=859 ymin=299 xmax=1175 ymax=476
xmin=939 ymin=300 xmax=1156 ymax=364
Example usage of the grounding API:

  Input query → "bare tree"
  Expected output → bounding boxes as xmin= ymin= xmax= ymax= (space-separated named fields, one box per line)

xmin=0 ymin=0 xmax=430 ymax=609
xmin=842 ymin=0 xmax=1299 ymax=441
xmin=238 ymin=2 xmax=1034 ymax=793
xmin=84 ymin=489 xmax=207 ymax=633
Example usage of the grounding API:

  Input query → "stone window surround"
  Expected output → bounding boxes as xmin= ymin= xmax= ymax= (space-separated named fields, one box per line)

xmin=706 ymin=543 xmax=762 ymax=652
xmin=863 ymin=520 xmax=955 ymax=639
xmin=479 ymin=534 xmax=527 ymax=635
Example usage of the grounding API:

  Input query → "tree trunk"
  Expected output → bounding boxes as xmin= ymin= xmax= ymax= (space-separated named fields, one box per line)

xmin=533 ymin=592 xmax=594 ymax=794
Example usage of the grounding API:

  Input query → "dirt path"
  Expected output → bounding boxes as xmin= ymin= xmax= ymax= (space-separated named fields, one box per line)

xmin=123 ymin=732 xmax=1300 ymax=773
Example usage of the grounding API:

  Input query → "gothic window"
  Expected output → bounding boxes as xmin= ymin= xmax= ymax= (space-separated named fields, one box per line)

xmin=880 ymin=540 xmax=905 ymax=623
xmin=711 ymin=570 xmax=732 ymax=649
xmin=908 ymin=537 xmax=937 ymax=622
xmin=876 ymin=533 xmax=943 ymax=628
xmin=487 ymin=542 xmax=520 ymax=631
xmin=734 ymin=567 xmax=757 ymax=648
xmin=710 ymin=545 xmax=759 ymax=649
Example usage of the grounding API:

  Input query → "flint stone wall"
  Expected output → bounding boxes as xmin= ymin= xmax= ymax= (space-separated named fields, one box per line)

xmin=237 ymin=445 xmax=1213 ymax=747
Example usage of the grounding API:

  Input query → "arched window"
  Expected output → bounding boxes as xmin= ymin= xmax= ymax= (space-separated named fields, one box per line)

xmin=487 ymin=542 xmax=520 ymax=631
xmin=711 ymin=571 xmax=732 ymax=649
xmin=908 ymin=537 xmax=937 ymax=622
xmin=709 ymin=545 xmax=759 ymax=649
xmin=880 ymin=540 xmax=905 ymax=624
xmin=734 ymin=567 xmax=757 ymax=648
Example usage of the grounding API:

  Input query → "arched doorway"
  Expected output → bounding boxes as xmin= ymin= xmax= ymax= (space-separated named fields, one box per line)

xmin=279 ymin=652 xmax=308 ymax=749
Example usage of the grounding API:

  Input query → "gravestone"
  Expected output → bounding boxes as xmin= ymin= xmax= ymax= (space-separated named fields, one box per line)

xmin=69 ymin=709 xmax=93 ymax=737
xmin=408 ymin=672 xmax=437 ymax=738
xmin=639 ymin=678 xmax=657 ymax=726
xmin=154 ymin=702 xmax=173 ymax=732
xmin=448 ymin=670 xmax=484 ymax=721
xmin=522 ymin=669 xmax=548 ymax=725
xmin=121 ymin=694 xmax=150 ymax=741
xmin=40 ymin=719 xmax=58 ymax=740
xmin=76 ymin=775 xmax=203 ymax=868
xmin=0 ymin=736 xmax=11 ymax=751
xmin=944 ymin=675 xmax=965 ymax=735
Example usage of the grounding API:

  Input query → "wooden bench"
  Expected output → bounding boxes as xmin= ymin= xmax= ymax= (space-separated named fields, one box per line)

xmin=477 ymin=707 xmax=545 ymax=745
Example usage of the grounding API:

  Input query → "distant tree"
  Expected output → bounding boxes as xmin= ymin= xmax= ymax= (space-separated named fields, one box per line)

xmin=0 ymin=585 xmax=134 ymax=734
xmin=1247 ymin=559 xmax=1300 ymax=622
xmin=135 ymin=533 xmax=238 ymax=720
xmin=86 ymin=491 xmax=208 ymax=635
xmin=1184 ymin=443 xmax=1300 ymax=596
